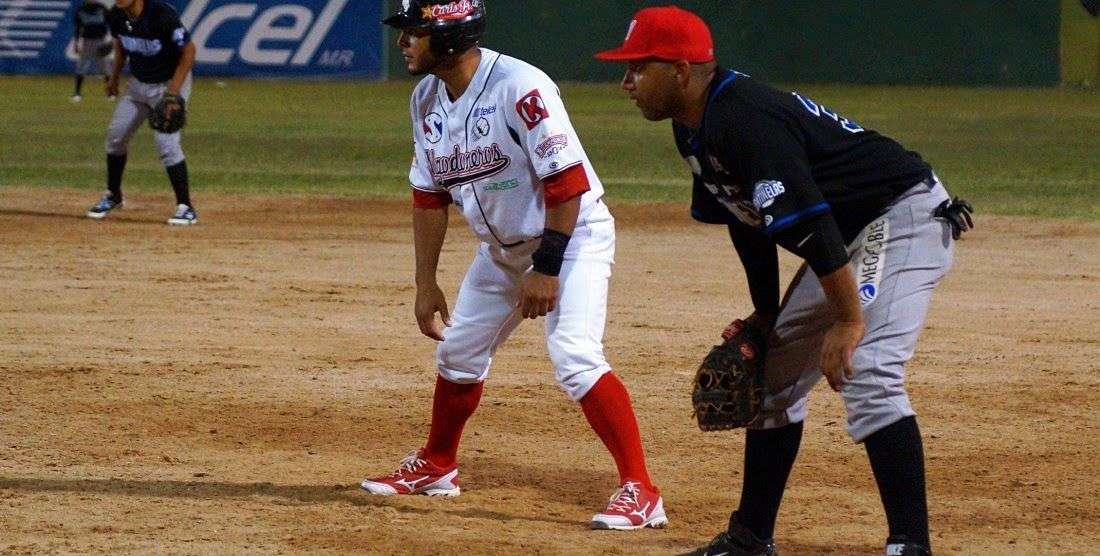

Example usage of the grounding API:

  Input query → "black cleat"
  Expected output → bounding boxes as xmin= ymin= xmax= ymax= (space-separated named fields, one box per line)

xmin=886 ymin=535 xmax=931 ymax=556
xmin=685 ymin=517 xmax=778 ymax=556
xmin=87 ymin=192 xmax=123 ymax=219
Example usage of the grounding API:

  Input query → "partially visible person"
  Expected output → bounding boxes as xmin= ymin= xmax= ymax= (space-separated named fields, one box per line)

xmin=72 ymin=0 xmax=111 ymax=102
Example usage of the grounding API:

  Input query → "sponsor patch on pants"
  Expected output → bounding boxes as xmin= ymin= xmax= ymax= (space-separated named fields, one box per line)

xmin=855 ymin=217 xmax=889 ymax=306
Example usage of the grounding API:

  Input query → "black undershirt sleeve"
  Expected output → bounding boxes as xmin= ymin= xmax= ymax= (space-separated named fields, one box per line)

xmin=728 ymin=222 xmax=780 ymax=315
xmin=772 ymin=212 xmax=850 ymax=277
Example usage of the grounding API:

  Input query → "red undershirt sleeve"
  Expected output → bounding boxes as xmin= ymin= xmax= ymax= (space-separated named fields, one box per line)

xmin=542 ymin=164 xmax=590 ymax=208
xmin=412 ymin=188 xmax=452 ymax=209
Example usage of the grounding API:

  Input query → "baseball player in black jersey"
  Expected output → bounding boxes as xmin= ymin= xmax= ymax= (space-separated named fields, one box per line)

xmin=597 ymin=6 xmax=972 ymax=556
xmin=87 ymin=0 xmax=197 ymax=225
xmin=72 ymin=0 xmax=110 ymax=102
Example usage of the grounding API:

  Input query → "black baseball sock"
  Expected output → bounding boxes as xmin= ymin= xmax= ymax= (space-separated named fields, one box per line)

xmin=166 ymin=160 xmax=191 ymax=207
xmin=74 ymin=75 xmax=84 ymax=96
xmin=864 ymin=416 xmax=931 ymax=550
xmin=107 ymin=153 xmax=126 ymax=200
xmin=733 ymin=420 xmax=804 ymax=540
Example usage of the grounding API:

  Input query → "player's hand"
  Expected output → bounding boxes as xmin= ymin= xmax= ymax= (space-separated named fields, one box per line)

xmin=820 ymin=319 xmax=865 ymax=392
xmin=105 ymin=76 xmax=120 ymax=98
xmin=518 ymin=270 xmax=558 ymax=319
xmin=162 ymin=97 xmax=179 ymax=119
xmin=743 ymin=311 xmax=777 ymax=334
xmin=414 ymin=283 xmax=450 ymax=341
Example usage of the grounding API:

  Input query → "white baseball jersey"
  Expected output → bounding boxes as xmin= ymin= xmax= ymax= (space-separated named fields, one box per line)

xmin=407 ymin=48 xmax=611 ymax=249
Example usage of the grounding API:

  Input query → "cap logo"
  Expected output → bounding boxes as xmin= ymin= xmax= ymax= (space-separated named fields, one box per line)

xmin=422 ymin=0 xmax=476 ymax=22
xmin=624 ymin=19 xmax=637 ymax=41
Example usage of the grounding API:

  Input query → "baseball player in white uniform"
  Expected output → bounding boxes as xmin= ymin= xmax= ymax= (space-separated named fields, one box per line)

xmin=360 ymin=0 xmax=667 ymax=531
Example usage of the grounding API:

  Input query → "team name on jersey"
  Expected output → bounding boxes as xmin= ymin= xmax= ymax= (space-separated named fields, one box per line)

xmin=120 ymin=36 xmax=163 ymax=56
xmin=791 ymin=92 xmax=865 ymax=133
xmin=427 ymin=143 xmax=512 ymax=188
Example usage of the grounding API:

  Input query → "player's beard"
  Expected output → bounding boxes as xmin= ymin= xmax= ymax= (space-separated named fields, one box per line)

xmin=408 ymin=50 xmax=445 ymax=77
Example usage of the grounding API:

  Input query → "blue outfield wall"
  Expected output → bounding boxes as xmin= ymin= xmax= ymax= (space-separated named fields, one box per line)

xmin=0 ymin=0 xmax=385 ymax=78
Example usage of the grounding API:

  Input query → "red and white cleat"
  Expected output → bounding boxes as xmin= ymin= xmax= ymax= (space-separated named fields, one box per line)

xmin=590 ymin=480 xmax=668 ymax=530
xmin=360 ymin=450 xmax=460 ymax=497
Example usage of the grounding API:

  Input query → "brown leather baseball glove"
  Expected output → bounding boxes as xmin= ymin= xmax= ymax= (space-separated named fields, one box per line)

xmin=692 ymin=319 xmax=767 ymax=431
xmin=149 ymin=92 xmax=186 ymax=134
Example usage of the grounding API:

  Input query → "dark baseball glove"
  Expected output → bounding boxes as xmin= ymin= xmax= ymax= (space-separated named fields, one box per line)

xmin=692 ymin=319 xmax=767 ymax=431
xmin=933 ymin=196 xmax=974 ymax=240
xmin=149 ymin=92 xmax=186 ymax=134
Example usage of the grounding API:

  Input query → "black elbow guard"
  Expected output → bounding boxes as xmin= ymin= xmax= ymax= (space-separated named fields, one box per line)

xmin=773 ymin=214 xmax=849 ymax=276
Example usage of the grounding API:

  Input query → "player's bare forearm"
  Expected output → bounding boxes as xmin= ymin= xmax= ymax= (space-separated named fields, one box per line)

xmin=818 ymin=264 xmax=866 ymax=390
xmin=517 ymin=196 xmax=580 ymax=318
xmin=168 ymin=42 xmax=196 ymax=94
xmin=412 ymin=205 xmax=450 ymax=339
xmin=412 ymin=205 xmax=449 ymax=288
xmin=109 ymin=39 xmax=126 ymax=80
xmin=819 ymin=265 xmax=862 ymax=325
xmin=544 ymin=195 xmax=581 ymax=236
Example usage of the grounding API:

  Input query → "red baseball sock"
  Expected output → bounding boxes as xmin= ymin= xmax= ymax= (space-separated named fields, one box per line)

xmin=579 ymin=372 xmax=656 ymax=492
xmin=422 ymin=376 xmax=484 ymax=469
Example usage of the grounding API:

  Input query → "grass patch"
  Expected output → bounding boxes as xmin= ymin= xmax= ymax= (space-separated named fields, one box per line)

xmin=2 ymin=76 xmax=1096 ymax=219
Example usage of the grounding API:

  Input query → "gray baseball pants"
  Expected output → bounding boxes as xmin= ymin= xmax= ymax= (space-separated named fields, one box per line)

xmin=76 ymin=38 xmax=109 ymax=76
xmin=755 ymin=176 xmax=954 ymax=441
xmin=105 ymin=74 xmax=191 ymax=167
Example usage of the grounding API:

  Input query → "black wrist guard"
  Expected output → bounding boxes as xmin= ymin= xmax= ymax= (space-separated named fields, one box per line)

xmin=531 ymin=229 xmax=571 ymax=276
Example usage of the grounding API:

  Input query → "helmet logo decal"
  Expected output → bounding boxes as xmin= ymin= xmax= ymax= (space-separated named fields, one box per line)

xmin=422 ymin=0 xmax=476 ymax=22
xmin=515 ymin=89 xmax=550 ymax=131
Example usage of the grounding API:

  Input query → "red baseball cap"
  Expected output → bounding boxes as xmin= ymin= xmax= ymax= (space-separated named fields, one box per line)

xmin=594 ymin=5 xmax=714 ymax=63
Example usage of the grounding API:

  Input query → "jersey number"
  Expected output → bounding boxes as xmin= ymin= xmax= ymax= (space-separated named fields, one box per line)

xmin=792 ymin=92 xmax=864 ymax=133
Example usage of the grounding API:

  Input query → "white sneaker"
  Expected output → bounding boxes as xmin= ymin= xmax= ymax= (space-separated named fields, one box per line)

xmin=167 ymin=204 xmax=197 ymax=226
xmin=70 ymin=94 xmax=82 ymax=103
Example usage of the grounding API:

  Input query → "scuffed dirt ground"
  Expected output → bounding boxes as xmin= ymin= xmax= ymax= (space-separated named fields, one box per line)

xmin=1 ymin=187 xmax=1097 ymax=555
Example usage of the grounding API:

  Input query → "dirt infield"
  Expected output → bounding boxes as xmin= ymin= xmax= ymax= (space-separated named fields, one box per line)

xmin=1 ymin=186 xmax=1097 ymax=555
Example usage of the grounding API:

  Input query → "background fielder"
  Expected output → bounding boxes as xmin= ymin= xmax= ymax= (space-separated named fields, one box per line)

xmin=360 ymin=0 xmax=668 ymax=531
xmin=597 ymin=6 xmax=973 ymax=555
xmin=87 ymin=0 xmax=197 ymax=226
xmin=72 ymin=0 xmax=111 ymax=103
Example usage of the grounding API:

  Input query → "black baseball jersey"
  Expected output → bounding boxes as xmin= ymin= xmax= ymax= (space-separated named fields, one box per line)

xmin=107 ymin=1 xmax=191 ymax=84
xmin=675 ymin=69 xmax=932 ymax=243
xmin=74 ymin=2 xmax=109 ymax=40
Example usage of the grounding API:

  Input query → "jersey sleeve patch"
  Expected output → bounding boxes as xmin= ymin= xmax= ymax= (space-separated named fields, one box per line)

xmin=172 ymin=26 xmax=189 ymax=48
xmin=752 ymin=180 xmax=786 ymax=210
xmin=515 ymin=89 xmax=550 ymax=130
xmin=534 ymin=134 xmax=568 ymax=159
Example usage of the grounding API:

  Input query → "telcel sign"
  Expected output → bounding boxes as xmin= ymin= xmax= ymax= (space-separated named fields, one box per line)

xmin=2 ymin=0 xmax=384 ymax=78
